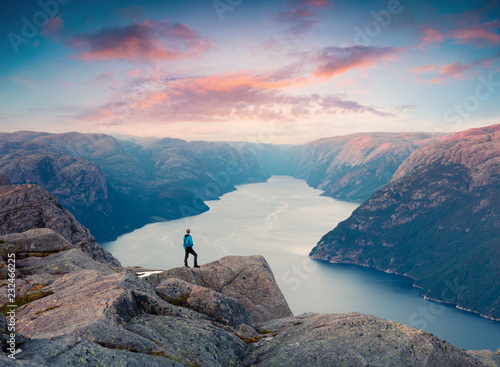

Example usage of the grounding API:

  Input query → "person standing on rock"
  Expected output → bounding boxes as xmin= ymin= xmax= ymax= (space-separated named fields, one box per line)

xmin=183 ymin=229 xmax=200 ymax=268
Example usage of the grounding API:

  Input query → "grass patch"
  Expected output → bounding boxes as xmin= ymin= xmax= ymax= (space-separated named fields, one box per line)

xmin=169 ymin=294 xmax=190 ymax=307
xmin=35 ymin=304 xmax=59 ymax=315
xmin=259 ymin=328 xmax=275 ymax=334
xmin=0 ymin=290 xmax=54 ymax=316
xmin=237 ymin=331 xmax=277 ymax=344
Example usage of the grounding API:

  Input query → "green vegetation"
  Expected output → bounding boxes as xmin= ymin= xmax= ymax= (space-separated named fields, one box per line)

xmin=0 ymin=289 xmax=54 ymax=316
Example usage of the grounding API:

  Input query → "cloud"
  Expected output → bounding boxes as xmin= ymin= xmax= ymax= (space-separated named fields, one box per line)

xmin=417 ymin=26 xmax=444 ymax=49
xmin=9 ymin=72 xmax=36 ymax=89
xmin=278 ymin=0 xmax=332 ymax=35
xmin=67 ymin=19 xmax=211 ymax=62
xmin=424 ymin=53 xmax=500 ymax=84
xmin=417 ymin=3 xmax=500 ymax=49
xmin=288 ymin=0 xmax=333 ymax=8
xmin=312 ymin=46 xmax=404 ymax=79
xmin=76 ymin=69 xmax=390 ymax=125
xmin=449 ymin=21 xmax=500 ymax=47
xmin=410 ymin=64 xmax=437 ymax=74
xmin=40 ymin=15 xmax=65 ymax=42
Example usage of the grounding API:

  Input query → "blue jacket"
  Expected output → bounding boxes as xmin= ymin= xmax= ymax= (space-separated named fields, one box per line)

xmin=183 ymin=234 xmax=193 ymax=250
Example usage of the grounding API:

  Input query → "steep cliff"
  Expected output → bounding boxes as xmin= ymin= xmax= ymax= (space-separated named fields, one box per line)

xmin=290 ymin=132 xmax=437 ymax=202
xmin=310 ymin=125 xmax=500 ymax=319
xmin=0 ymin=238 xmax=487 ymax=366
xmin=0 ymin=184 xmax=120 ymax=267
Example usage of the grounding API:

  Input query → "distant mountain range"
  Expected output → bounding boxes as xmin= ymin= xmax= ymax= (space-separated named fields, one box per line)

xmin=0 ymin=132 xmax=268 ymax=242
xmin=0 ymin=130 xmax=428 ymax=242
xmin=310 ymin=124 xmax=500 ymax=320
xmin=1 ymin=125 xmax=499 ymax=321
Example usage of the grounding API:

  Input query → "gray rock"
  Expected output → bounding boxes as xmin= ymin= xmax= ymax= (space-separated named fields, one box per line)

xmin=155 ymin=277 xmax=254 ymax=327
xmin=0 ymin=184 xmax=120 ymax=267
xmin=468 ymin=350 xmax=500 ymax=367
xmin=18 ymin=338 xmax=186 ymax=366
xmin=145 ymin=255 xmax=293 ymax=323
xmin=245 ymin=313 xmax=485 ymax=367
xmin=0 ymin=173 xmax=10 ymax=186
xmin=127 ymin=314 xmax=248 ymax=367
xmin=0 ymin=229 xmax=75 ymax=258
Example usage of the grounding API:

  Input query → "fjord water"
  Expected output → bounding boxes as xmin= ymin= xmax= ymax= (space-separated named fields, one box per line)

xmin=103 ymin=176 xmax=500 ymax=350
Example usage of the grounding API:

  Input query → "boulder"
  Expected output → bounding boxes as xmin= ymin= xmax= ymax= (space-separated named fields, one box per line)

xmin=155 ymin=277 xmax=254 ymax=327
xmin=145 ymin=255 xmax=293 ymax=323
xmin=0 ymin=229 xmax=75 ymax=258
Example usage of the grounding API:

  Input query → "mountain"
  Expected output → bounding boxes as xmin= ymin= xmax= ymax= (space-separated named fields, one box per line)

xmin=290 ymin=132 xmax=437 ymax=202
xmin=0 ymin=132 xmax=268 ymax=242
xmin=310 ymin=124 xmax=500 ymax=320
xmin=0 ymin=183 xmax=120 ymax=266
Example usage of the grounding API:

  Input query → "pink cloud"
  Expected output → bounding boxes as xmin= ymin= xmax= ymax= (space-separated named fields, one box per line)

xmin=76 ymin=68 xmax=389 ymax=125
xmin=40 ymin=15 xmax=65 ymax=41
xmin=410 ymin=64 xmax=437 ymax=74
xmin=68 ymin=19 xmax=211 ymax=62
xmin=423 ymin=53 xmax=500 ymax=84
xmin=418 ymin=26 xmax=444 ymax=50
xmin=288 ymin=0 xmax=333 ymax=8
xmin=127 ymin=69 xmax=141 ymax=78
xmin=313 ymin=46 xmax=404 ymax=79
xmin=449 ymin=21 xmax=500 ymax=47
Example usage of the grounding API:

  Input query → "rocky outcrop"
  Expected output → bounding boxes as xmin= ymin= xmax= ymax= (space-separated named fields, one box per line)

xmin=0 ymin=174 xmax=9 ymax=186
xmin=0 ymin=184 xmax=120 ymax=267
xmin=0 ymin=236 xmax=487 ymax=366
xmin=0 ymin=229 xmax=75 ymax=258
xmin=144 ymin=255 xmax=293 ymax=323
xmin=244 ymin=313 xmax=484 ymax=367
xmin=155 ymin=278 xmax=254 ymax=327
xmin=290 ymin=132 xmax=437 ymax=202
xmin=310 ymin=124 xmax=500 ymax=319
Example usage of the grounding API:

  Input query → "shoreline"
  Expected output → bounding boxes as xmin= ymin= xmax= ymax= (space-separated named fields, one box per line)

xmin=312 ymin=257 xmax=500 ymax=323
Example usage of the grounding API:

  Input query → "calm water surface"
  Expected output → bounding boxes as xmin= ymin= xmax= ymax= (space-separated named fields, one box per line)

xmin=104 ymin=176 xmax=500 ymax=350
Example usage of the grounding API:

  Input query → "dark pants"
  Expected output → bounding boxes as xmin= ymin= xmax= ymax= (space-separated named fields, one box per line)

xmin=184 ymin=247 xmax=198 ymax=266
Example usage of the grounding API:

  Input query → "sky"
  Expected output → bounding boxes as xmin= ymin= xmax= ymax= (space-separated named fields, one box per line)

xmin=0 ymin=0 xmax=499 ymax=144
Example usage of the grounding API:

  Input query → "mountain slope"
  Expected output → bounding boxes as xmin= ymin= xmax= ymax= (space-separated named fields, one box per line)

xmin=290 ymin=132 xmax=437 ymax=202
xmin=0 ymin=183 xmax=120 ymax=266
xmin=0 ymin=132 xmax=268 ymax=242
xmin=310 ymin=125 xmax=500 ymax=319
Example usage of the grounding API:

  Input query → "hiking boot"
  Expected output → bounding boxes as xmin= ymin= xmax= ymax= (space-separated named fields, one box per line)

xmin=194 ymin=265 xmax=200 ymax=268
xmin=185 ymin=265 xmax=190 ymax=268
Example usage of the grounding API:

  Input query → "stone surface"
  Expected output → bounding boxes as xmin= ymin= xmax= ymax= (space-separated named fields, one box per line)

xmin=155 ymin=277 xmax=254 ymax=327
xmin=145 ymin=255 xmax=294 ymax=323
xmin=0 ymin=184 xmax=120 ymax=267
xmin=0 ymin=229 xmax=75 ymax=258
xmin=0 ymin=246 xmax=490 ymax=366
xmin=0 ymin=173 xmax=10 ymax=186
xmin=245 ymin=313 xmax=485 ymax=367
